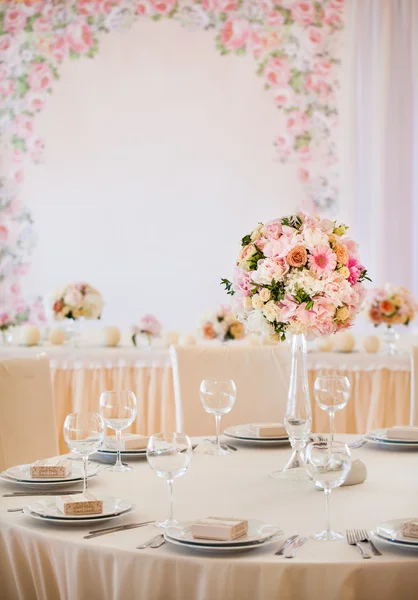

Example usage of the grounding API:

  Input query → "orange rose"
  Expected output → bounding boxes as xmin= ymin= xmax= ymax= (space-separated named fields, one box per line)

xmin=230 ymin=321 xmax=245 ymax=340
xmin=369 ymin=307 xmax=381 ymax=324
xmin=53 ymin=300 xmax=64 ymax=313
xmin=202 ymin=323 xmax=216 ymax=340
xmin=334 ymin=243 xmax=349 ymax=265
xmin=380 ymin=300 xmax=396 ymax=316
xmin=286 ymin=245 xmax=308 ymax=267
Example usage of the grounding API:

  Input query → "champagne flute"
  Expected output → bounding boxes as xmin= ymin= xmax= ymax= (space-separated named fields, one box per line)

xmin=314 ymin=375 xmax=350 ymax=444
xmin=306 ymin=441 xmax=351 ymax=541
xmin=200 ymin=379 xmax=236 ymax=455
xmin=147 ymin=433 xmax=192 ymax=528
xmin=99 ymin=390 xmax=137 ymax=472
xmin=63 ymin=412 xmax=105 ymax=493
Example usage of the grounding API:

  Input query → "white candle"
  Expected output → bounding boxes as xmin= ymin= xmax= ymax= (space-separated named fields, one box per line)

xmin=363 ymin=335 xmax=380 ymax=353
xmin=103 ymin=326 xmax=121 ymax=347
xmin=334 ymin=332 xmax=355 ymax=352
xmin=317 ymin=337 xmax=333 ymax=352
xmin=20 ymin=325 xmax=40 ymax=346
xmin=49 ymin=328 xmax=65 ymax=345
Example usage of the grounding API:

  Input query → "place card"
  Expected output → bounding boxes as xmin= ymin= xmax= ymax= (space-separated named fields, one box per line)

xmin=56 ymin=492 xmax=103 ymax=516
xmin=106 ymin=434 xmax=149 ymax=450
xmin=30 ymin=459 xmax=72 ymax=478
xmin=191 ymin=517 xmax=248 ymax=541
xmin=248 ymin=423 xmax=287 ymax=437
xmin=402 ymin=519 xmax=418 ymax=539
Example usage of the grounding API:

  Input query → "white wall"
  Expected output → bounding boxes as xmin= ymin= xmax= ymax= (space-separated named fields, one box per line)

xmin=22 ymin=18 xmax=300 ymax=330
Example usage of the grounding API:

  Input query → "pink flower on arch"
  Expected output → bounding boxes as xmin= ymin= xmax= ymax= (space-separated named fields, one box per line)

xmin=51 ymin=36 xmax=67 ymax=62
xmin=0 ymin=35 xmax=12 ymax=53
xmin=286 ymin=111 xmax=308 ymax=136
xmin=308 ymin=245 xmax=337 ymax=275
xmin=66 ymin=22 xmax=94 ymax=54
xmin=267 ymin=11 xmax=285 ymax=27
xmin=306 ymin=26 xmax=324 ymax=47
xmin=27 ymin=63 xmax=54 ymax=92
xmin=220 ymin=19 xmax=249 ymax=51
xmin=315 ymin=61 xmax=333 ymax=77
xmin=0 ymin=225 xmax=9 ymax=243
xmin=265 ymin=56 xmax=291 ymax=87
xmin=150 ymin=0 xmax=177 ymax=14
xmin=25 ymin=91 xmax=46 ymax=113
xmin=297 ymin=146 xmax=311 ymax=161
xmin=14 ymin=115 xmax=34 ymax=140
xmin=33 ymin=16 xmax=52 ymax=33
xmin=298 ymin=168 xmax=310 ymax=183
xmin=4 ymin=9 xmax=28 ymax=33
xmin=202 ymin=0 xmax=238 ymax=12
xmin=291 ymin=1 xmax=315 ymax=26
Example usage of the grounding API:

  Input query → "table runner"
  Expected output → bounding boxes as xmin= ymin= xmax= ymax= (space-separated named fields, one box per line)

xmin=1 ymin=436 xmax=418 ymax=600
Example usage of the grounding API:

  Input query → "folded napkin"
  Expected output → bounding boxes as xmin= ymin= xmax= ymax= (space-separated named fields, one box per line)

xmin=30 ymin=458 xmax=72 ymax=478
xmin=248 ymin=423 xmax=287 ymax=438
xmin=105 ymin=434 xmax=149 ymax=450
xmin=56 ymin=492 xmax=103 ymax=516
xmin=386 ymin=426 xmax=418 ymax=441
xmin=342 ymin=459 xmax=367 ymax=486
xmin=403 ymin=520 xmax=418 ymax=539
xmin=191 ymin=517 xmax=248 ymax=541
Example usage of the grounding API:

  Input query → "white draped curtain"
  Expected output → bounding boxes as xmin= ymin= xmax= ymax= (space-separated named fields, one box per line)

xmin=341 ymin=0 xmax=418 ymax=294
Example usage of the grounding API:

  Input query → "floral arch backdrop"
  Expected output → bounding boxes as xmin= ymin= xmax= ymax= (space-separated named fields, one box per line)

xmin=0 ymin=0 xmax=344 ymax=310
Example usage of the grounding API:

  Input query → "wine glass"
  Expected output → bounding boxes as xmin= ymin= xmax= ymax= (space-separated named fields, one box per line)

xmin=314 ymin=375 xmax=350 ymax=444
xmin=63 ymin=412 xmax=105 ymax=493
xmin=200 ymin=379 xmax=236 ymax=455
xmin=306 ymin=441 xmax=352 ymax=541
xmin=147 ymin=433 xmax=192 ymax=528
xmin=99 ymin=390 xmax=137 ymax=472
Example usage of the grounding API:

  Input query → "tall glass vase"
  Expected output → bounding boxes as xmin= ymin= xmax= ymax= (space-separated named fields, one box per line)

xmin=271 ymin=333 xmax=312 ymax=480
xmin=382 ymin=326 xmax=399 ymax=355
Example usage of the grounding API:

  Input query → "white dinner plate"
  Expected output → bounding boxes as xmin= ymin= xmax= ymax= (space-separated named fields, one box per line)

xmin=368 ymin=429 xmax=418 ymax=445
xmin=97 ymin=448 xmax=147 ymax=457
xmin=376 ymin=518 xmax=418 ymax=546
xmin=364 ymin=434 xmax=418 ymax=449
xmin=165 ymin=519 xmax=282 ymax=551
xmin=23 ymin=496 xmax=133 ymax=524
xmin=372 ymin=533 xmax=418 ymax=551
xmin=223 ymin=425 xmax=289 ymax=445
xmin=3 ymin=462 xmax=98 ymax=485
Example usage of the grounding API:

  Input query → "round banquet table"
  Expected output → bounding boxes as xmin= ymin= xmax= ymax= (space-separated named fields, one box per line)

xmin=1 ymin=435 xmax=418 ymax=600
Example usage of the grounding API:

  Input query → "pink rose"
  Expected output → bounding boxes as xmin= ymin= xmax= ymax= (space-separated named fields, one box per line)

xmin=0 ymin=35 xmax=12 ymax=53
xmin=0 ymin=225 xmax=9 ymax=243
xmin=51 ymin=36 xmax=67 ymax=62
xmin=267 ymin=11 xmax=285 ymax=27
xmin=233 ymin=267 xmax=252 ymax=297
xmin=28 ymin=63 xmax=54 ymax=92
xmin=263 ymin=220 xmax=282 ymax=241
xmin=291 ymin=1 xmax=315 ymax=26
xmin=0 ymin=79 xmax=14 ymax=99
xmin=286 ymin=111 xmax=308 ymax=136
xmin=0 ymin=67 xmax=7 ymax=83
xmin=265 ymin=57 xmax=290 ymax=87
xmin=330 ymin=0 xmax=344 ymax=11
xmin=136 ymin=3 xmax=148 ymax=15
xmin=25 ymin=91 xmax=46 ymax=112
xmin=249 ymin=32 xmax=262 ymax=57
xmin=323 ymin=8 xmax=342 ymax=26
xmin=307 ymin=26 xmax=323 ymax=46
xmin=33 ymin=16 xmax=51 ymax=33
xmin=77 ymin=0 xmax=102 ymax=15
xmin=66 ymin=22 xmax=94 ymax=54
xmin=150 ymin=0 xmax=177 ymax=14
xmin=220 ymin=19 xmax=249 ymax=51
xmin=14 ymin=115 xmax=34 ymax=139
xmin=298 ymin=168 xmax=310 ymax=183
xmin=273 ymin=88 xmax=295 ymax=108
xmin=297 ymin=146 xmax=311 ymax=161
xmin=12 ymin=149 xmax=25 ymax=164
xmin=4 ymin=9 xmax=28 ymax=33
xmin=274 ymin=134 xmax=292 ymax=160
xmin=13 ymin=169 xmax=24 ymax=185
xmin=10 ymin=282 xmax=21 ymax=296
xmin=202 ymin=0 xmax=238 ymax=11
xmin=315 ymin=61 xmax=333 ymax=77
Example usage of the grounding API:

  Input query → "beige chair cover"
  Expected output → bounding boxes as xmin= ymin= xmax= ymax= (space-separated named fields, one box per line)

xmin=170 ymin=345 xmax=290 ymax=436
xmin=0 ymin=356 xmax=59 ymax=471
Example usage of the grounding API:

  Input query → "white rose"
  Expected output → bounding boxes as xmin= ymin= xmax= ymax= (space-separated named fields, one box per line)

xmin=303 ymin=227 xmax=329 ymax=250
xmin=83 ymin=293 xmax=104 ymax=319
xmin=252 ymin=258 xmax=286 ymax=285
xmin=243 ymin=296 xmax=253 ymax=311
xmin=63 ymin=288 xmax=83 ymax=308
xmin=246 ymin=309 xmax=274 ymax=336
xmin=262 ymin=300 xmax=282 ymax=323
xmin=252 ymin=294 xmax=264 ymax=309
xmin=288 ymin=320 xmax=307 ymax=335
xmin=259 ymin=288 xmax=271 ymax=302
xmin=250 ymin=223 xmax=263 ymax=241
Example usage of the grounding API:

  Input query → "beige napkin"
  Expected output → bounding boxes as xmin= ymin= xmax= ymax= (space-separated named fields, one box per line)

xmin=386 ymin=426 xmax=418 ymax=441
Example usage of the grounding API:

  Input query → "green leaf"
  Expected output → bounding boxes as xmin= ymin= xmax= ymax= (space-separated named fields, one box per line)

xmin=241 ymin=234 xmax=252 ymax=247
xmin=11 ymin=136 xmax=27 ymax=152
xmin=151 ymin=14 xmax=162 ymax=21
xmin=87 ymin=16 xmax=94 ymax=25
xmin=86 ymin=40 xmax=99 ymax=58
xmin=221 ymin=279 xmax=235 ymax=296
xmin=219 ymin=11 xmax=228 ymax=21
xmin=294 ymin=133 xmax=312 ymax=151
xmin=69 ymin=49 xmax=80 ymax=60
xmin=289 ymin=69 xmax=304 ymax=94
xmin=235 ymin=47 xmax=246 ymax=56
xmin=24 ymin=13 xmax=41 ymax=32
xmin=0 ymin=12 xmax=5 ymax=35
xmin=247 ymin=245 xmax=265 ymax=271
xmin=15 ymin=75 xmax=29 ymax=98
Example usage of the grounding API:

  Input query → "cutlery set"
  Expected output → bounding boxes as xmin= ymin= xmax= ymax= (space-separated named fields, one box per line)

xmin=84 ymin=520 xmax=155 ymax=539
xmin=275 ymin=535 xmax=308 ymax=558
xmin=346 ymin=529 xmax=382 ymax=558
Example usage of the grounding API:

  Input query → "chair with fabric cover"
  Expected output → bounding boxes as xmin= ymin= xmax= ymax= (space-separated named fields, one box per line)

xmin=0 ymin=356 xmax=59 ymax=471
xmin=410 ymin=347 xmax=418 ymax=426
xmin=170 ymin=345 xmax=290 ymax=436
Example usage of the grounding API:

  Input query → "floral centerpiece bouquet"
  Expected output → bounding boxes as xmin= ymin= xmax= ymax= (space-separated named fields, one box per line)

xmin=365 ymin=285 xmax=417 ymax=354
xmin=199 ymin=305 xmax=245 ymax=342
xmin=132 ymin=314 xmax=162 ymax=347
xmin=222 ymin=213 xmax=369 ymax=340
xmin=222 ymin=212 xmax=369 ymax=478
xmin=52 ymin=283 xmax=104 ymax=320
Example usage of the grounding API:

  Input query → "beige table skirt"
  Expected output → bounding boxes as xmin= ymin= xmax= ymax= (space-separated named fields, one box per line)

xmin=51 ymin=362 xmax=410 ymax=452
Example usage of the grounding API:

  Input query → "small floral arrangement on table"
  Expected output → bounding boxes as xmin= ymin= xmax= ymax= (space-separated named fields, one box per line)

xmin=52 ymin=283 xmax=104 ymax=320
xmin=222 ymin=213 xmax=370 ymax=341
xmin=132 ymin=314 xmax=162 ymax=347
xmin=199 ymin=305 xmax=245 ymax=342
xmin=366 ymin=285 xmax=417 ymax=327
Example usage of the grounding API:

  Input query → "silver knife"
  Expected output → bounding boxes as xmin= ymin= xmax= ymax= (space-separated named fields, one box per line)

xmin=88 ymin=520 xmax=154 ymax=535
xmin=285 ymin=536 xmax=308 ymax=558
xmin=275 ymin=534 xmax=298 ymax=555
xmin=84 ymin=522 xmax=153 ymax=539
xmin=137 ymin=534 xmax=164 ymax=549
xmin=4 ymin=490 xmax=82 ymax=497
xmin=150 ymin=535 xmax=166 ymax=548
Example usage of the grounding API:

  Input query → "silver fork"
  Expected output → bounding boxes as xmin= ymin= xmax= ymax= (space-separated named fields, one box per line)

xmin=285 ymin=536 xmax=308 ymax=558
xmin=275 ymin=534 xmax=298 ymax=555
xmin=346 ymin=529 xmax=371 ymax=558
xmin=348 ymin=438 xmax=367 ymax=449
xmin=137 ymin=533 xmax=164 ymax=549
xmin=203 ymin=439 xmax=238 ymax=452
xmin=357 ymin=529 xmax=382 ymax=556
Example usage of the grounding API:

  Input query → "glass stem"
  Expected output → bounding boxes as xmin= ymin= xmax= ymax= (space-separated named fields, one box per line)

xmin=116 ymin=429 xmax=122 ymax=468
xmin=167 ymin=479 xmax=174 ymax=522
xmin=329 ymin=411 xmax=335 ymax=444
xmin=215 ymin=414 xmax=221 ymax=453
xmin=83 ymin=455 xmax=88 ymax=494
xmin=324 ymin=488 xmax=331 ymax=535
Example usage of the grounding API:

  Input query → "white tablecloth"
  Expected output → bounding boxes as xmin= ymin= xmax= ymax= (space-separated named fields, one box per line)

xmin=1 ymin=435 xmax=418 ymax=600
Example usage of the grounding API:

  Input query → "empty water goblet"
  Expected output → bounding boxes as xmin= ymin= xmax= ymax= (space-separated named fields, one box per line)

xmin=63 ymin=412 xmax=105 ymax=493
xmin=314 ymin=375 xmax=350 ymax=444
xmin=306 ymin=441 xmax=352 ymax=541
xmin=200 ymin=379 xmax=236 ymax=455
xmin=99 ymin=390 xmax=137 ymax=472
xmin=147 ymin=432 xmax=192 ymax=528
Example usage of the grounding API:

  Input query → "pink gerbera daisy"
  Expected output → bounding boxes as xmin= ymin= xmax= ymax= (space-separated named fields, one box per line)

xmin=308 ymin=245 xmax=337 ymax=275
